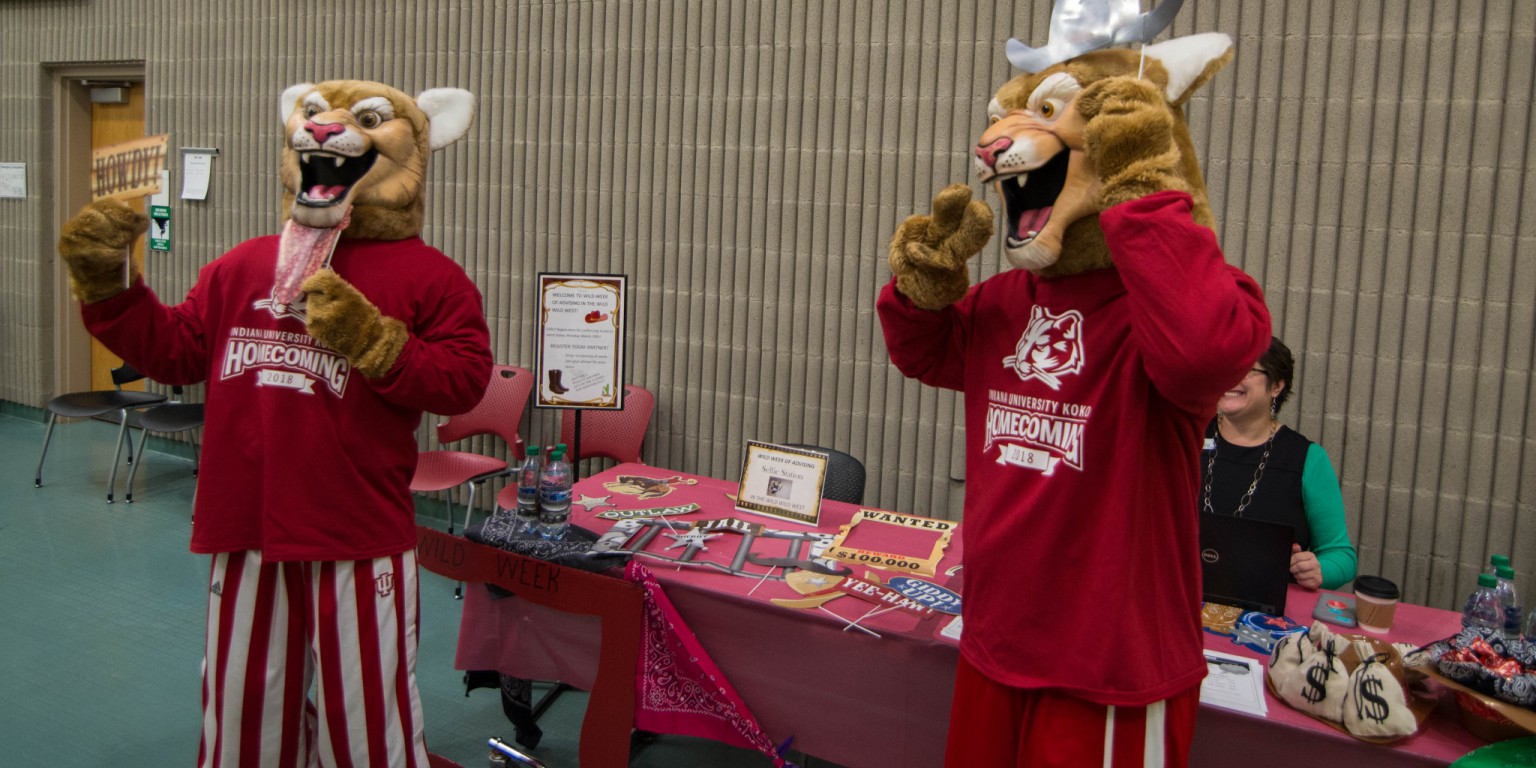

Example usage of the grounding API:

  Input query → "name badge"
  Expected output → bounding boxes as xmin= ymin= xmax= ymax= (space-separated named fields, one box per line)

xmin=1203 ymin=438 xmax=1216 ymax=451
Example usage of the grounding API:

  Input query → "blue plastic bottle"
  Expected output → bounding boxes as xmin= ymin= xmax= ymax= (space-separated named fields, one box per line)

xmin=1461 ymin=573 xmax=1504 ymax=632
xmin=537 ymin=447 xmax=573 ymax=540
xmin=513 ymin=445 xmax=542 ymax=533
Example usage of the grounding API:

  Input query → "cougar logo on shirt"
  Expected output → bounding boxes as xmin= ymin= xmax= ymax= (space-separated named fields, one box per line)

xmin=1003 ymin=305 xmax=1084 ymax=390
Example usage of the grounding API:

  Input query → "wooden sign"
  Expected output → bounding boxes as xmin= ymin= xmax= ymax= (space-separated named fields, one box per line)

xmin=91 ymin=134 xmax=169 ymax=200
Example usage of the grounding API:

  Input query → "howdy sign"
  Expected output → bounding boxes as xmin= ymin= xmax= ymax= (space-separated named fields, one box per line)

xmin=91 ymin=134 xmax=169 ymax=201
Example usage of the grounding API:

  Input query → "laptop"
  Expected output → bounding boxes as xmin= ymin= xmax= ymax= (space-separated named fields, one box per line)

xmin=1198 ymin=513 xmax=1294 ymax=615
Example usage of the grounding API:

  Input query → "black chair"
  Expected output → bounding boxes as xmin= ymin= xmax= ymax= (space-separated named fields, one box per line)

xmin=35 ymin=363 xmax=167 ymax=501
xmin=784 ymin=443 xmax=866 ymax=505
xmin=123 ymin=385 xmax=205 ymax=503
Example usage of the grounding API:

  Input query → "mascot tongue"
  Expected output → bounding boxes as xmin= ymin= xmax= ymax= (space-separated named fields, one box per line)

xmin=273 ymin=207 xmax=351 ymax=305
xmin=1016 ymin=206 xmax=1053 ymax=240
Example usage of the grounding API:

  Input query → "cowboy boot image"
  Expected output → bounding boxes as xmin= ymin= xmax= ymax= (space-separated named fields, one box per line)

xmin=548 ymin=369 xmax=568 ymax=394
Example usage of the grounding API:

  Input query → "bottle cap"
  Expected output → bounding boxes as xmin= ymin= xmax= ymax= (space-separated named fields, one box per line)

xmin=1478 ymin=573 xmax=1498 ymax=589
xmin=1492 ymin=554 xmax=1511 ymax=568
xmin=528 ymin=445 xmax=540 ymax=456
xmin=1496 ymin=565 xmax=1515 ymax=580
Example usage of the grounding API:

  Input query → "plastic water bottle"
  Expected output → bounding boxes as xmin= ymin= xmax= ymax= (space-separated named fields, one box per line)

xmin=1462 ymin=573 xmax=1505 ymax=632
xmin=537 ymin=447 xmax=573 ymax=540
xmin=513 ymin=446 xmax=542 ymax=533
xmin=1493 ymin=565 xmax=1522 ymax=641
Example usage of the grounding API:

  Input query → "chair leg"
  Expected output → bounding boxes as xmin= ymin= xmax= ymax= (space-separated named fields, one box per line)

xmin=105 ymin=410 xmax=132 ymax=503
xmin=34 ymin=412 xmax=59 ymax=487
xmin=453 ymin=482 xmax=481 ymax=600
xmin=125 ymin=427 xmax=152 ymax=503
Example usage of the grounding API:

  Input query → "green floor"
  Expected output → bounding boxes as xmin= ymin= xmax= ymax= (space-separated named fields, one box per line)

xmin=0 ymin=411 xmax=790 ymax=768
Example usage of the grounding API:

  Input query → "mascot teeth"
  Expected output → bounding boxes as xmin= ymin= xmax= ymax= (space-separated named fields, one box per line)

xmin=294 ymin=150 xmax=375 ymax=209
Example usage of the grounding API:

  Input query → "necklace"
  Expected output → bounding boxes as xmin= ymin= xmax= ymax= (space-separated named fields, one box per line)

xmin=1203 ymin=420 xmax=1278 ymax=517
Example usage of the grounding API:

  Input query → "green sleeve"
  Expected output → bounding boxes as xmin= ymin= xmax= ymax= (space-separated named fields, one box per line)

xmin=1302 ymin=443 xmax=1358 ymax=589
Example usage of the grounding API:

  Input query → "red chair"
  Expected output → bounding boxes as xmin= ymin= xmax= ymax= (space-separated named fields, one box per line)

xmin=492 ymin=385 xmax=653 ymax=514
xmin=411 ymin=365 xmax=532 ymax=548
xmin=560 ymin=384 xmax=654 ymax=465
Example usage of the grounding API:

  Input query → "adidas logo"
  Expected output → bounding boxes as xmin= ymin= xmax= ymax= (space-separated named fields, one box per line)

xmin=210 ymin=581 xmax=222 ymax=596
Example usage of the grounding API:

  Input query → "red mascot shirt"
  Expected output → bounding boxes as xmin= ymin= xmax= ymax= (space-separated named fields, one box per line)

xmin=83 ymin=235 xmax=493 ymax=561
xmin=878 ymin=191 xmax=1271 ymax=706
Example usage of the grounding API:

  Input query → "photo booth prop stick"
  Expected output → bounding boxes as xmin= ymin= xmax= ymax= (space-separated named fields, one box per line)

xmin=91 ymin=134 xmax=169 ymax=201
xmin=822 ymin=509 xmax=954 ymax=577
xmin=593 ymin=516 xmax=847 ymax=580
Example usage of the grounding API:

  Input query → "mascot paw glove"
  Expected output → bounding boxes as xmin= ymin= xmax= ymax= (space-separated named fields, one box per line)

xmin=1077 ymin=76 xmax=1190 ymax=209
xmin=301 ymin=269 xmax=408 ymax=379
xmin=57 ymin=199 xmax=148 ymax=304
xmin=887 ymin=183 xmax=994 ymax=310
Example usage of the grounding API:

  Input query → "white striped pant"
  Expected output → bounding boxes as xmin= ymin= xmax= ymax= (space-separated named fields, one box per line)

xmin=199 ymin=550 xmax=430 ymax=768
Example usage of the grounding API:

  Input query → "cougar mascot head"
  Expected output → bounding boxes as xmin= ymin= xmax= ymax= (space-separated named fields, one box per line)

xmin=888 ymin=0 xmax=1234 ymax=308
xmin=279 ymin=81 xmax=474 ymax=240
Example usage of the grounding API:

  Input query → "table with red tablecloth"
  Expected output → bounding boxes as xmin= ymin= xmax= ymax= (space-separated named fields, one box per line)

xmin=454 ymin=462 xmax=1492 ymax=767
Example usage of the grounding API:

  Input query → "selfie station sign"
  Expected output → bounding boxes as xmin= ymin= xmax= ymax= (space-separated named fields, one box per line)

xmin=735 ymin=441 xmax=829 ymax=526
xmin=535 ymin=273 xmax=627 ymax=410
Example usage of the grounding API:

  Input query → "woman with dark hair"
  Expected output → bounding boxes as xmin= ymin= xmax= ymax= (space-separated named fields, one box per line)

xmin=1201 ymin=337 xmax=1357 ymax=589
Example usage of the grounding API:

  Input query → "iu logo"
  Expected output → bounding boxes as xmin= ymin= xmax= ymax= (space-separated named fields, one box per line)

xmin=375 ymin=572 xmax=395 ymax=598
xmin=1003 ymin=306 xmax=1084 ymax=390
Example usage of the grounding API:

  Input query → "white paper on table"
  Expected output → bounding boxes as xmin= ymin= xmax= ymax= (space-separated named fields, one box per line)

xmin=1199 ymin=650 xmax=1268 ymax=716
xmin=180 ymin=153 xmax=212 ymax=200
xmin=941 ymin=615 xmax=963 ymax=641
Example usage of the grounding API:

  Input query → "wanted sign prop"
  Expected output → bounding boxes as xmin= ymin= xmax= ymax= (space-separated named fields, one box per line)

xmin=822 ymin=509 xmax=954 ymax=577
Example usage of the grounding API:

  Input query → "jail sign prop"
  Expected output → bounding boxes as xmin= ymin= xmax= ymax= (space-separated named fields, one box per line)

xmin=91 ymin=134 xmax=169 ymax=201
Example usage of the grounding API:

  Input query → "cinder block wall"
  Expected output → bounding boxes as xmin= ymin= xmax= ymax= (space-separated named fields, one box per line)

xmin=2 ymin=1 xmax=1531 ymax=610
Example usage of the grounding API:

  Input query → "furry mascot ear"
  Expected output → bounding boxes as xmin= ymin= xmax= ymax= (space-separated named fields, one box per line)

xmin=415 ymin=88 xmax=475 ymax=150
xmin=1141 ymin=32 xmax=1234 ymax=105
xmin=279 ymin=82 xmax=314 ymax=122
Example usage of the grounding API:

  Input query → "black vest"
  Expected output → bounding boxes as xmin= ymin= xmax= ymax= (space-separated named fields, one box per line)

xmin=1199 ymin=421 xmax=1313 ymax=550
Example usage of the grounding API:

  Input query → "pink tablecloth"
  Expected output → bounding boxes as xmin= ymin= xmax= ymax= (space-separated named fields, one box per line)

xmin=456 ymin=463 xmax=1490 ymax=767
xmin=1193 ymin=586 xmax=1484 ymax=767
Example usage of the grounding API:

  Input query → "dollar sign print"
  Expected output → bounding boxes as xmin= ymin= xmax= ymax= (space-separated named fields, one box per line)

xmin=1353 ymin=675 xmax=1390 ymax=723
xmin=1301 ymin=663 xmax=1330 ymax=704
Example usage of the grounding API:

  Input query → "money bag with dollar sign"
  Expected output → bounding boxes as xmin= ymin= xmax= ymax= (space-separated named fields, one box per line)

xmin=1341 ymin=639 xmax=1417 ymax=738
xmin=1276 ymin=629 xmax=1349 ymax=722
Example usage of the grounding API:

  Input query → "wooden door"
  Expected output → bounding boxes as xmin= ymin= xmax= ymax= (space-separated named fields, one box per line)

xmin=88 ymin=84 xmax=147 ymax=391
